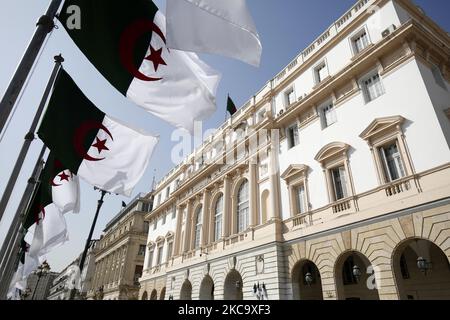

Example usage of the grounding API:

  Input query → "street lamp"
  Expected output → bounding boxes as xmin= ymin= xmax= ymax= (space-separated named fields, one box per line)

xmin=417 ymin=257 xmax=431 ymax=275
xmin=31 ymin=261 xmax=50 ymax=300
xmin=305 ymin=272 xmax=314 ymax=286
xmin=352 ymin=264 xmax=362 ymax=283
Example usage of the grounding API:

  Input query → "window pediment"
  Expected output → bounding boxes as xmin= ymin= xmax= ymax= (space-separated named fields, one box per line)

xmin=155 ymin=236 xmax=165 ymax=244
xmin=165 ymin=231 xmax=175 ymax=239
xmin=314 ymin=142 xmax=349 ymax=163
xmin=359 ymin=116 xmax=405 ymax=143
xmin=281 ymin=164 xmax=309 ymax=182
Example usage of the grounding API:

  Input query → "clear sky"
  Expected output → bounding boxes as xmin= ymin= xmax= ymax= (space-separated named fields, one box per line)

xmin=0 ymin=0 xmax=449 ymax=273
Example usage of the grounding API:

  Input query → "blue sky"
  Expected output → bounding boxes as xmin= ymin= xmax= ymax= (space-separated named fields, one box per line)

xmin=0 ymin=0 xmax=449 ymax=272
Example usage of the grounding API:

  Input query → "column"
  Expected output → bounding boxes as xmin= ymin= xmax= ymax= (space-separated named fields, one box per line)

xmin=222 ymin=175 xmax=231 ymax=238
xmin=201 ymin=190 xmax=211 ymax=245
xmin=268 ymin=145 xmax=281 ymax=220
xmin=183 ymin=200 xmax=193 ymax=252
xmin=173 ymin=205 xmax=184 ymax=255
xmin=249 ymin=160 xmax=258 ymax=227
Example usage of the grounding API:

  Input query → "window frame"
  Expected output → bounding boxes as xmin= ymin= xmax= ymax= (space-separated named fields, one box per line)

xmin=319 ymin=100 xmax=337 ymax=129
xmin=350 ymin=26 xmax=371 ymax=56
xmin=213 ymin=194 xmax=224 ymax=242
xmin=360 ymin=70 xmax=385 ymax=103
xmin=284 ymin=86 xmax=296 ymax=108
xmin=236 ymin=180 xmax=250 ymax=233
xmin=193 ymin=206 xmax=203 ymax=249
xmin=286 ymin=123 xmax=300 ymax=149
xmin=360 ymin=116 xmax=413 ymax=186
xmin=313 ymin=60 xmax=329 ymax=85
xmin=281 ymin=165 xmax=310 ymax=217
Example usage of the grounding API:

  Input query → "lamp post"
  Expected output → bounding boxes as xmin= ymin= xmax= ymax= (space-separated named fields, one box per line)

xmin=352 ymin=264 xmax=362 ymax=283
xmin=417 ymin=257 xmax=431 ymax=275
xmin=305 ymin=272 xmax=314 ymax=286
xmin=31 ymin=261 xmax=50 ymax=300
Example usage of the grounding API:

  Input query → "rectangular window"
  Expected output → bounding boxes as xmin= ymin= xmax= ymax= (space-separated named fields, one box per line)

xmin=157 ymin=194 xmax=161 ymax=205
xmin=157 ymin=246 xmax=164 ymax=265
xmin=162 ymin=213 xmax=167 ymax=225
xmin=153 ymin=220 xmax=157 ymax=230
xmin=352 ymin=30 xmax=369 ymax=54
xmin=343 ymin=257 xmax=358 ymax=285
xmin=148 ymin=250 xmax=154 ymax=268
xmin=400 ymin=254 xmax=410 ymax=279
xmin=285 ymin=88 xmax=296 ymax=107
xmin=172 ymin=206 xmax=177 ymax=219
xmin=138 ymin=245 xmax=146 ymax=256
xmin=143 ymin=221 xmax=149 ymax=233
xmin=166 ymin=242 xmax=173 ymax=262
xmin=315 ymin=63 xmax=328 ymax=84
xmin=320 ymin=102 xmax=337 ymax=128
xmin=166 ymin=187 xmax=171 ymax=198
xmin=295 ymin=185 xmax=306 ymax=214
xmin=287 ymin=124 xmax=300 ymax=149
xmin=331 ymin=166 xmax=348 ymax=201
xmin=380 ymin=142 xmax=406 ymax=182
xmin=363 ymin=73 xmax=384 ymax=102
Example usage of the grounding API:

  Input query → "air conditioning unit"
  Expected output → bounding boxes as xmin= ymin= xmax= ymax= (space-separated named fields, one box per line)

xmin=382 ymin=24 xmax=397 ymax=38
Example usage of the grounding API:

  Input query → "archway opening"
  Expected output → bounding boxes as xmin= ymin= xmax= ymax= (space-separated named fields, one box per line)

xmin=150 ymin=289 xmax=157 ymax=300
xmin=393 ymin=238 xmax=450 ymax=300
xmin=224 ymin=270 xmax=243 ymax=300
xmin=335 ymin=251 xmax=380 ymax=300
xmin=199 ymin=275 xmax=215 ymax=300
xmin=180 ymin=280 xmax=192 ymax=300
xmin=292 ymin=260 xmax=323 ymax=300
xmin=160 ymin=287 xmax=166 ymax=300
xmin=141 ymin=291 xmax=148 ymax=300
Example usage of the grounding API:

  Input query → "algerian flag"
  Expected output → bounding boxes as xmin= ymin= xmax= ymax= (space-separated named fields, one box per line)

xmin=166 ymin=0 xmax=262 ymax=67
xmin=58 ymin=0 xmax=221 ymax=133
xmin=38 ymin=70 xmax=158 ymax=197
xmin=21 ymin=152 xmax=80 ymax=258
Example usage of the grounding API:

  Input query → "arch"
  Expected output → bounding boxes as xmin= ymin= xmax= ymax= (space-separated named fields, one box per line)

xmin=199 ymin=275 xmax=215 ymax=300
xmin=314 ymin=142 xmax=349 ymax=163
xmin=334 ymin=250 xmax=380 ymax=300
xmin=260 ymin=190 xmax=270 ymax=225
xmin=236 ymin=179 xmax=249 ymax=233
xmin=291 ymin=260 xmax=323 ymax=300
xmin=392 ymin=238 xmax=450 ymax=300
xmin=224 ymin=270 xmax=243 ymax=300
xmin=159 ymin=287 xmax=166 ymax=300
xmin=141 ymin=291 xmax=148 ymax=300
xmin=180 ymin=279 xmax=192 ymax=300
xmin=149 ymin=289 xmax=158 ymax=300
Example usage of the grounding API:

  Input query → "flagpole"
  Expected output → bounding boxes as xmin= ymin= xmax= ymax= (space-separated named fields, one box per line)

xmin=69 ymin=188 xmax=108 ymax=300
xmin=0 ymin=145 xmax=46 ymax=299
xmin=0 ymin=0 xmax=63 ymax=136
xmin=0 ymin=55 xmax=63 ymax=223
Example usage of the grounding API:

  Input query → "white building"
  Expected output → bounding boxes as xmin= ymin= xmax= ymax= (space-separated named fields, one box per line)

xmin=139 ymin=0 xmax=450 ymax=300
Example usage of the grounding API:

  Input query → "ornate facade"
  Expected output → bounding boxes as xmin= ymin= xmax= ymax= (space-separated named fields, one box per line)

xmin=87 ymin=195 xmax=152 ymax=300
xmin=139 ymin=0 xmax=450 ymax=300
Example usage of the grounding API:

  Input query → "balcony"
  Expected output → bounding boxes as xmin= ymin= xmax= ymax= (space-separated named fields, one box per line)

xmin=285 ymin=165 xmax=450 ymax=239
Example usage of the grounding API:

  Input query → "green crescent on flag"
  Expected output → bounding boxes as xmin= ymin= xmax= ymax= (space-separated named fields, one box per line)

xmin=37 ymin=69 xmax=158 ymax=197
xmin=58 ymin=0 xmax=221 ymax=133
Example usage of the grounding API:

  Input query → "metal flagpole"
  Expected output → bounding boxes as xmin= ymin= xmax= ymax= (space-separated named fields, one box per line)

xmin=0 ymin=145 xmax=46 ymax=299
xmin=0 ymin=145 xmax=46 ymax=276
xmin=0 ymin=55 xmax=64 ymax=223
xmin=0 ymin=0 xmax=63 ymax=136
xmin=69 ymin=188 xmax=108 ymax=300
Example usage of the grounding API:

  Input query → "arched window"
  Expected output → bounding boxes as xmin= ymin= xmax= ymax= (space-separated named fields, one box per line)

xmin=237 ymin=180 xmax=249 ymax=233
xmin=194 ymin=206 xmax=203 ymax=249
xmin=214 ymin=194 xmax=223 ymax=241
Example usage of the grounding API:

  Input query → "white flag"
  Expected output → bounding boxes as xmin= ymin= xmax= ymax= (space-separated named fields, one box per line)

xmin=166 ymin=0 xmax=262 ymax=67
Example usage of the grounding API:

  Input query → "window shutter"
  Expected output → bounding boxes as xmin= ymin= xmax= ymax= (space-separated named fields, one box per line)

xmin=339 ymin=167 xmax=349 ymax=198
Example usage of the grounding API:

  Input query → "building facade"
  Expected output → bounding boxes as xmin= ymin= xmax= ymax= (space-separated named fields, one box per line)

xmin=47 ymin=240 xmax=98 ymax=300
xmin=87 ymin=195 xmax=152 ymax=300
xmin=139 ymin=0 xmax=450 ymax=300
xmin=24 ymin=271 xmax=58 ymax=300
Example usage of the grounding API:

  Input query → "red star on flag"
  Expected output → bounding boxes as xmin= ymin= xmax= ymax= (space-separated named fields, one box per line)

xmin=145 ymin=46 xmax=167 ymax=72
xmin=58 ymin=171 xmax=70 ymax=182
xmin=92 ymin=137 xmax=110 ymax=154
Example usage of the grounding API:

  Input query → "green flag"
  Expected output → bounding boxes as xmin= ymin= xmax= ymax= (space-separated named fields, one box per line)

xmin=37 ymin=70 xmax=158 ymax=197
xmin=227 ymin=95 xmax=237 ymax=116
